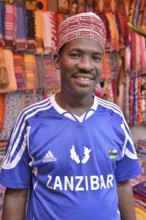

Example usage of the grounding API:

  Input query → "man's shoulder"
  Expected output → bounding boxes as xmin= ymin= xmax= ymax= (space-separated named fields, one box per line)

xmin=96 ymin=97 xmax=122 ymax=112
xmin=96 ymin=96 xmax=124 ymax=122
xmin=19 ymin=96 xmax=53 ymax=121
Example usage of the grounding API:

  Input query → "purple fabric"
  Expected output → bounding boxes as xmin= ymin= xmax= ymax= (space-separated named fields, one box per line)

xmin=16 ymin=7 xmax=27 ymax=38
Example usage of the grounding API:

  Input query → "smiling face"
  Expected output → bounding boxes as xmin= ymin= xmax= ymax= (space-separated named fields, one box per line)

xmin=54 ymin=38 xmax=104 ymax=99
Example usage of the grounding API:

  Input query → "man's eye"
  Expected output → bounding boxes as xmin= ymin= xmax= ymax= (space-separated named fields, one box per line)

xmin=92 ymin=55 xmax=102 ymax=61
xmin=70 ymin=53 xmax=81 ymax=58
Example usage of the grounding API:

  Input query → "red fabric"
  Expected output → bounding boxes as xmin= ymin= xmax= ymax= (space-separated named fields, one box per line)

xmin=57 ymin=12 xmax=106 ymax=53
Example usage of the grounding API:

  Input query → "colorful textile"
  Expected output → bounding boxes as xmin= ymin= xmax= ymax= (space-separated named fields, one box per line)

xmin=69 ymin=0 xmax=78 ymax=14
xmin=4 ymin=4 xmax=16 ymax=50
xmin=56 ymin=13 xmax=67 ymax=29
xmin=36 ymin=0 xmax=48 ymax=11
xmin=15 ymin=6 xmax=27 ymax=52
xmin=137 ymin=73 xmax=142 ymax=124
xmin=115 ymin=11 xmax=129 ymax=47
xmin=0 ymin=94 xmax=5 ymax=131
xmin=35 ymin=54 xmax=46 ymax=88
xmin=13 ymin=53 xmax=26 ymax=90
xmin=43 ymin=54 xmax=60 ymax=89
xmin=14 ymin=0 xmax=25 ymax=7
xmin=42 ymin=11 xmax=57 ymax=53
xmin=25 ymin=0 xmax=37 ymax=10
xmin=34 ymin=11 xmax=44 ymax=53
xmin=24 ymin=54 xmax=36 ymax=90
xmin=86 ymin=0 xmax=94 ymax=12
xmin=100 ymin=52 xmax=112 ymax=81
xmin=58 ymin=0 xmax=69 ymax=14
xmin=0 ymin=48 xmax=9 ymax=89
xmin=105 ymin=12 xmax=119 ymax=51
xmin=57 ymin=12 xmax=106 ymax=53
xmin=26 ymin=10 xmax=36 ymax=52
xmin=0 ymin=49 xmax=17 ymax=93
xmin=48 ymin=0 xmax=58 ymax=12
xmin=77 ymin=0 xmax=85 ymax=13
xmin=135 ymin=206 xmax=146 ymax=220
xmin=98 ymin=13 xmax=111 ymax=51
xmin=0 ymin=2 xmax=5 ymax=48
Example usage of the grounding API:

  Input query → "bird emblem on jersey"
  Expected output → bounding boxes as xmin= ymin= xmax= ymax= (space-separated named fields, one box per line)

xmin=70 ymin=145 xmax=91 ymax=164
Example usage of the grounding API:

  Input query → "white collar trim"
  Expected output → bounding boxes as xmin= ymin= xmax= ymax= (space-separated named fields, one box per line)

xmin=50 ymin=93 xmax=98 ymax=122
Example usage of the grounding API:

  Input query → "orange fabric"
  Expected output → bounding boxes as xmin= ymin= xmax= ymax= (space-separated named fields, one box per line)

xmin=56 ymin=13 xmax=66 ymax=29
xmin=0 ymin=93 xmax=5 ymax=130
xmin=77 ymin=0 xmax=85 ymax=13
xmin=34 ymin=11 xmax=44 ymax=53
xmin=135 ymin=207 xmax=146 ymax=220
xmin=94 ymin=0 xmax=100 ymax=13
xmin=24 ymin=54 xmax=36 ymax=90
xmin=58 ymin=0 xmax=69 ymax=14
xmin=69 ymin=0 xmax=78 ymax=15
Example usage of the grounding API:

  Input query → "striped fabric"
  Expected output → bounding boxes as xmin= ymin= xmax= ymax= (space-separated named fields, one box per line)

xmin=15 ymin=6 xmax=27 ymax=52
xmin=24 ymin=54 xmax=36 ymax=90
xmin=4 ymin=4 xmax=16 ymax=50
xmin=13 ymin=53 xmax=26 ymax=90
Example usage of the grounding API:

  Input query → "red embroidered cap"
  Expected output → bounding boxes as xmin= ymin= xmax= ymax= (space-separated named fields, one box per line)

xmin=57 ymin=12 xmax=106 ymax=53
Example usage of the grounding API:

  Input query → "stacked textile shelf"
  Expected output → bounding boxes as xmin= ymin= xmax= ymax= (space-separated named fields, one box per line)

xmin=131 ymin=175 xmax=146 ymax=220
xmin=130 ymin=139 xmax=146 ymax=219
xmin=0 ymin=142 xmax=6 ymax=220
xmin=0 ymin=185 xmax=5 ymax=220
xmin=0 ymin=142 xmax=7 ymax=169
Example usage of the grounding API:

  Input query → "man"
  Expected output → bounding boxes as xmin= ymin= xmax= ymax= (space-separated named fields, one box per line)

xmin=0 ymin=12 xmax=141 ymax=220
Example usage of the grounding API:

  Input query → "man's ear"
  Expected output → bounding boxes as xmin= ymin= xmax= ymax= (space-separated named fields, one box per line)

xmin=53 ymin=54 xmax=61 ymax=69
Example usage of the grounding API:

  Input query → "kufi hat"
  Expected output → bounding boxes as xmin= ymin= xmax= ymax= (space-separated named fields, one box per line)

xmin=57 ymin=12 xmax=106 ymax=53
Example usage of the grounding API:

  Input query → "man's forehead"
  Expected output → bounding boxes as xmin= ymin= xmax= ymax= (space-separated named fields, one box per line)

xmin=63 ymin=38 xmax=104 ymax=54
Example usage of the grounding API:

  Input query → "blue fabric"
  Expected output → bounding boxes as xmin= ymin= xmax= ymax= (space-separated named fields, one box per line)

xmin=0 ymin=95 xmax=141 ymax=220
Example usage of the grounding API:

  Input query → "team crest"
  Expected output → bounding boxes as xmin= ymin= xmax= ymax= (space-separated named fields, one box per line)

xmin=70 ymin=145 xmax=91 ymax=164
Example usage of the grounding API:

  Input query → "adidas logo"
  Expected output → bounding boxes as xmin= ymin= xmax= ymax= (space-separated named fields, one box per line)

xmin=43 ymin=151 xmax=57 ymax=163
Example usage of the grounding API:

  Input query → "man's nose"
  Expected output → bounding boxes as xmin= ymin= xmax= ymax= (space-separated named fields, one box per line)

xmin=77 ymin=56 xmax=93 ymax=71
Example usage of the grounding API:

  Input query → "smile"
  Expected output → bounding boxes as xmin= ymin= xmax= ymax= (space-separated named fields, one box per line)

xmin=77 ymin=77 xmax=92 ymax=81
xmin=73 ymin=73 xmax=95 ymax=81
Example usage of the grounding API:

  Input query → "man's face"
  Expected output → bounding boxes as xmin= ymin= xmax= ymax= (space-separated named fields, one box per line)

xmin=54 ymin=38 xmax=104 ymax=98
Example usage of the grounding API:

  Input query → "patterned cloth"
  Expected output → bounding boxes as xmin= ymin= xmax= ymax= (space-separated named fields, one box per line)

xmin=57 ymin=12 xmax=106 ymax=53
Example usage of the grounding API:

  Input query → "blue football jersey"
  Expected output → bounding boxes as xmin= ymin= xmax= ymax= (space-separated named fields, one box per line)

xmin=0 ymin=94 xmax=141 ymax=220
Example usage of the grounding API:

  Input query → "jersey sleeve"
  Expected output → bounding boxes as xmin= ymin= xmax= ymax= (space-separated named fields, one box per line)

xmin=0 ymin=110 xmax=32 ymax=189
xmin=115 ymin=120 xmax=141 ymax=182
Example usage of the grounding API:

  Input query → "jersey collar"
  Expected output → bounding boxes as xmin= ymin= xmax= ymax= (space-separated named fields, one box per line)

xmin=50 ymin=93 xmax=98 ymax=122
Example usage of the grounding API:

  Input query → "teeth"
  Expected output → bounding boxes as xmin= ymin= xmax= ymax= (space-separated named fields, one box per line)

xmin=78 ymin=77 xmax=90 ymax=81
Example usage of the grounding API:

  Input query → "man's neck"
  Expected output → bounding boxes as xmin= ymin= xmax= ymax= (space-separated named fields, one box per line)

xmin=55 ymin=92 xmax=94 ymax=116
